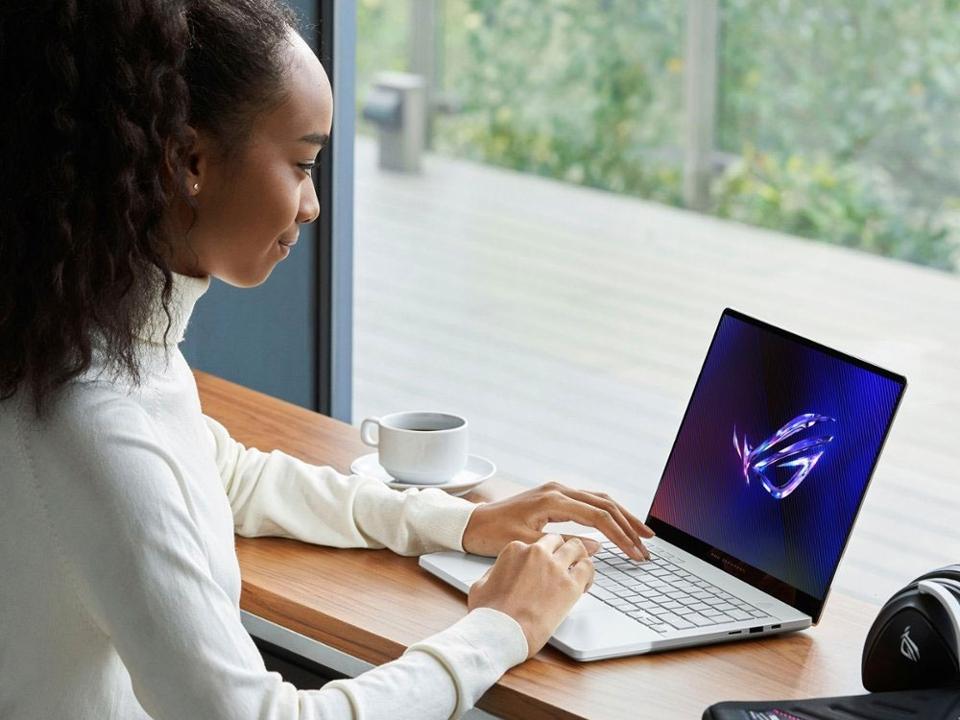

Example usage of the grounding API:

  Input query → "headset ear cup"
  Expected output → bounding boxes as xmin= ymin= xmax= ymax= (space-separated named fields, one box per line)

xmin=862 ymin=592 xmax=913 ymax=690
xmin=862 ymin=605 xmax=955 ymax=691
xmin=862 ymin=572 xmax=960 ymax=692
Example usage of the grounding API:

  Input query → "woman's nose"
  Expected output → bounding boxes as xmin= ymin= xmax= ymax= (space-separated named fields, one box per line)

xmin=297 ymin=181 xmax=320 ymax=225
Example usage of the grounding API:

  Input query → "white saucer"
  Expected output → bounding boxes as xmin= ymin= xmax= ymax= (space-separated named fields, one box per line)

xmin=350 ymin=453 xmax=496 ymax=496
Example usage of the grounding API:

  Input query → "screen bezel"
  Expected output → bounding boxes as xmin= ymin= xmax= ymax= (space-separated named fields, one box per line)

xmin=644 ymin=308 xmax=907 ymax=624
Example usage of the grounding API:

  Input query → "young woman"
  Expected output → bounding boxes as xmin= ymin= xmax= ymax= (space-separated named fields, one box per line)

xmin=0 ymin=2 xmax=654 ymax=718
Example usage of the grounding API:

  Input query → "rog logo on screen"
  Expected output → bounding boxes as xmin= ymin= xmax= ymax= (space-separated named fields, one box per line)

xmin=733 ymin=413 xmax=837 ymax=499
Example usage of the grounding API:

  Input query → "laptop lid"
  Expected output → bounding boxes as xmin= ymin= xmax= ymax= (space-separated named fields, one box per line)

xmin=646 ymin=309 xmax=906 ymax=624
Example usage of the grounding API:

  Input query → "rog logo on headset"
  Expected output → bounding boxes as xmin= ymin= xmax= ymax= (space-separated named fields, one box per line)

xmin=734 ymin=413 xmax=837 ymax=500
xmin=900 ymin=625 xmax=920 ymax=662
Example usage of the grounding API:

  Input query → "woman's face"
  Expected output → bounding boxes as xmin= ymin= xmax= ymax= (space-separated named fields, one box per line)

xmin=170 ymin=31 xmax=333 ymax=286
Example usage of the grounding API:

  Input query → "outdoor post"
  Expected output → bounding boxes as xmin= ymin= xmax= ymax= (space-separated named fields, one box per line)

xmin=409 ymin=0 xmax=440 ymax=149
xmin=683 ymin=0 xmax=719 ymax=213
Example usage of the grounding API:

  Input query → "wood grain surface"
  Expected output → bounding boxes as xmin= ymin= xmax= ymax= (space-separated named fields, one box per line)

xmin=197 ymin=370 xmax=881 ymax=719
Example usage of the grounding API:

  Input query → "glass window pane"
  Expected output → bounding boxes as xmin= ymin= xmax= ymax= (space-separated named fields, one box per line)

xmin=353 ymin=0 xmax=960 ymax=606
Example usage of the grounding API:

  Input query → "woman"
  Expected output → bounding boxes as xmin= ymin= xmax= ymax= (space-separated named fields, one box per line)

xmin=0 ymin=1 xmax=654 ymax=718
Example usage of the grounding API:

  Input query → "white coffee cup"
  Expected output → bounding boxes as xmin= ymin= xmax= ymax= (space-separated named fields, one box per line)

xmin=360 ymin=411 xmax=468 ymax=484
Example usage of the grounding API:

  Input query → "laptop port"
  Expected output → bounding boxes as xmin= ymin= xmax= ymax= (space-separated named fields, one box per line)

xmin=749 ymin=626 xmax=763 ymax=634
xmin=771 ymin=624 xmax=781 ymax=629
xmin=727 ymin=630 xmax=742 ymax=635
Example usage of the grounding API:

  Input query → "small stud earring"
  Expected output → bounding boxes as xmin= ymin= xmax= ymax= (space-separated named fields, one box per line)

xmin=193 ymin=183 xmax=200 ymax=192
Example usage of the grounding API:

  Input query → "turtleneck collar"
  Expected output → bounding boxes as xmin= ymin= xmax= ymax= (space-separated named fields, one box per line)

xmin=137 ymin=271 xmax=211 ymax=346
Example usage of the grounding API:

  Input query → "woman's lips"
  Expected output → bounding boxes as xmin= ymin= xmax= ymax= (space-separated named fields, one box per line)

xmin=278 ymin=235 xmax=298 ymax=247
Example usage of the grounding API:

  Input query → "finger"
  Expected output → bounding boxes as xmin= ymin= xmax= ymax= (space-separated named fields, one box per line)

xmin=578 ymin=489 xmax=654 ymax=538
xmin=570 ymin=557 xmax=595 ymax=593
xmin=583 ymin=491 xmax=653 ymax=554
xmin=607 ymin=499 xmax=655 ymax=539
xmin=554 ymin=537 xmax=590 ymax=567
xmin=562 ymin=534 xmax=601 ymax=555
xmin=552 ymin=493 xmax=645 ymax=561
xmin=534 ymin=532 xmax=565 ymax=553
xmin=568 ymin=488 xmax=652 ymax=552
xmin=553 ymin=488 xmax=649 ymax=560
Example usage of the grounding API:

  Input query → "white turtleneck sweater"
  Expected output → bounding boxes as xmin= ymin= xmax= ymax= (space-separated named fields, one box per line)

xmin=0 ymin=271 xmax=528 ymax=720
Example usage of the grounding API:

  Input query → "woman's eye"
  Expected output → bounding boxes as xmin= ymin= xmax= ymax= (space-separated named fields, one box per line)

xmin=297 ymin=162 xmax=317 ymax=176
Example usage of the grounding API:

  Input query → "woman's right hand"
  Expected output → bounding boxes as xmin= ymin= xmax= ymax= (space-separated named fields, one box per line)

xmin=467 ymin=534 xmax=595 ymax=660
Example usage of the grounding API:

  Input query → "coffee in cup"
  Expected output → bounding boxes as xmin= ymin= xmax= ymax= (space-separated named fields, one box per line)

xmin=360 ymin=411 xmax=468 ymax=484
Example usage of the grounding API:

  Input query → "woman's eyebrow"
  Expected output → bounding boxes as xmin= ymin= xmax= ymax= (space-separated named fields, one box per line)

xmin=299 ymin=132 xmax=329 ymax=147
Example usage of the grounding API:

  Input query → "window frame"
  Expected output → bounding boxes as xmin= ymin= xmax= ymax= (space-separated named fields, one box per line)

xmin=315 ymin=0 xmax=356 ymax=421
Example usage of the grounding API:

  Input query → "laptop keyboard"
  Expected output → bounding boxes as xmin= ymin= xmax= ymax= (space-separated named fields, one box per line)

xmin=589 ymin=542 xmax=771 ymax=634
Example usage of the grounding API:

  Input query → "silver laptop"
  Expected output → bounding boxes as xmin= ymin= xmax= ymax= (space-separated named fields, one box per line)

xmin=420 ymin=309 xmax=907 ymax=661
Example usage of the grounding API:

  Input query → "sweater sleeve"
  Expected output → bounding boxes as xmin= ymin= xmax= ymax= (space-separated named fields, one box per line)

xmin=203 ymin=414 xmax=480 ymax=556
xmin=31 ymin=394 xmax=528 ymax=720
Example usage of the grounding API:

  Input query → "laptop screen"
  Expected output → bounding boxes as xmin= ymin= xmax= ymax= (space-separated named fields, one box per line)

xmin=647 ymin=309 xmax=905 ymax=622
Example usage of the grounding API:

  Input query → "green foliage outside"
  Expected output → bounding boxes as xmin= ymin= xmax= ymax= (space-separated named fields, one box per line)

xmin=435 ymin=0 xmax=686 ymax=207
xmin=357 ymin=0 xmax=960 ymax=271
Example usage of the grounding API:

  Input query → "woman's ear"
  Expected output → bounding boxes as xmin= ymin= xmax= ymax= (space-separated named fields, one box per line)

xmin=161 ymin=126 xmax=206 ymax=197
xmin=181 ymin=126 xmax=207 ymax=197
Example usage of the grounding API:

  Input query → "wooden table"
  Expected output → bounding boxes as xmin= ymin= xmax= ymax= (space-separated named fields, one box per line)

xmin=197 ymin=370 xmax=881 ymax=719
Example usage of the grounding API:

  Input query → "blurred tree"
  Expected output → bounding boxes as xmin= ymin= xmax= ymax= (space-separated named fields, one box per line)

xmin=357 ymin=0 xmax=960 ymax=271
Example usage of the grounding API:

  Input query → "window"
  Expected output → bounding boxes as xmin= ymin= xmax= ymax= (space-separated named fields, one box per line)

xmin=353 ymin=0 xmax=960 ymax=605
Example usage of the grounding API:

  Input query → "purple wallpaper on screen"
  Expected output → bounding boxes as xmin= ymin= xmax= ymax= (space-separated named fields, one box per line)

xmin=649 ymin=314 xmax=903 ymax=599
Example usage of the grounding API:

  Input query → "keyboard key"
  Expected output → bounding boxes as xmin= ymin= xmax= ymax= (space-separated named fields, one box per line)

xmin=727 ymin=609 xmax=751 ymax=621
xmin=687 ymin=613 xmax=716 ymax=626
xmin=627 ymin=610 xmax=659 ymax=625
xmin=661 ymin=614 xmax=694 ymax=629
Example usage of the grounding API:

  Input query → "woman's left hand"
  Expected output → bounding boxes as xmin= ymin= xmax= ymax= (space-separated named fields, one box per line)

xmin=461 ymin=482 xmax=655 ymax=561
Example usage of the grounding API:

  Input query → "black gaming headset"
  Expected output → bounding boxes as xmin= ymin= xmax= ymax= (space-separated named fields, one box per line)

xmin=862 ymin=564 xmax=960 ymax=692
xmin=704 ymin=567 xmax=960 ymax=719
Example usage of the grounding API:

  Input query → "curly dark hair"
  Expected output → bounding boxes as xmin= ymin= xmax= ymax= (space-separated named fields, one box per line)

xmin=0 ymin=0 xmax=299 ymax=416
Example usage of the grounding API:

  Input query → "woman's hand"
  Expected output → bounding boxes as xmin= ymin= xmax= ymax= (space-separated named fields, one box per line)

xmin=468 ymin=533 xmax=595 ymax=659
xmin=461 ymin=481 xmax=655 ymax=561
